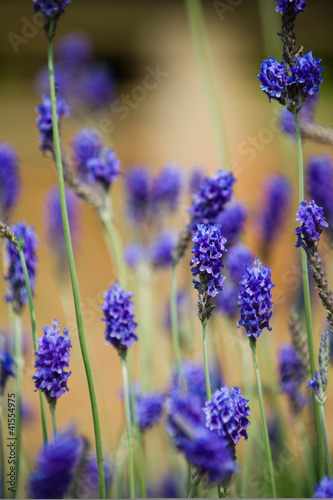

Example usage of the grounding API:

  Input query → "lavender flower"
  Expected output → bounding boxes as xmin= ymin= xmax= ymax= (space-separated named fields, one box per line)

xmin=125 ymin=166 xmax=152 ymax=223
xmin=71 ymin=128 xmax=103 ymax=176
xmin=307 ymin=371 xmax=320 ymax=397
xmin=33 ymin=319 xmax=72 ymax=405
xmin=0 ymin=344 xmax=15 ymax=395
xmin=204 ymin=386 xmax=250 ymax=450
xmin=101 ymin=282 xmax=138 ymax=358
xmin=33 ymin=0 xmax=71 ymax=21
xmin=0 ymin=143 xmax=20 ymax=220
xmin=55 ymin=32 xmax=92 ymax=65
xmin=135 ymin=392 xmax=166 ymax=431
xmin=275 ymin=0 xmax=306 ymax=14
xmin=278 ymin=343 xmax=308 ymax=413
xmin=149 ymin=230 xmax=176 ymax=268
xmin=226 ymin=243 xmax=254 ymax=284
xmin=216 ymin=201 xmax=247 ymax=246
xmin=165 ymin=392 xmax=236 ymax=484
xmin=189 ymin=166 xmax=205 ymax=194
xmin=258 ymin=58 xmax=287 ymax=103
xmin=152 ymin=164 xmax=182 ymax=212
xmin=36 ymin=94 xmax=69 ymax=153
xmin=189 ymin=170 xmax=236 ymax=229
xmin=215 ymin=282 xmax=239 ymax=319
xmin=307 ymin=155 xmax=333 ymax=228
xmin=5 ymin=221 xmax=38 ymax=314
xmin=314 ymin=476 xmax=333 ymax=498
xmin=238 ymin=258 xmax=275 ymax=341
xmin=73 ymin=453 xmax=113 ymax=499
xmin=259 ymin=173 xmax=292 ymax=252
xmin=86 ymin=148 xmax=121 ymax=189
xmin=295 ymin=200 xmax=328 ymax=249
xmin=124 ymin=242 xmax=143 ymax=269
xmin=28 ymin=428 xmax=83 ymax=499
xmin=45 ymin=186 xmax=80 ymax=258
xmin=289 ymin=52 xmax=324 ymax=98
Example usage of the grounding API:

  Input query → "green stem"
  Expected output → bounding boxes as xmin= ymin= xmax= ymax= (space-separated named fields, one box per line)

xmin=120 ymin=357 xmax=136 ymax=499
xmin=171 ymin=264 xmax=182 ymax=384
xmin=135 ymin=429 xmax=147 ymax=498
xmin=294 ymin=111 xmax=325 ymax=479
xmin=202 ymin=322 xmax=211 ymax=400
xmin=100 ymin=209 xmax=126 ymax=289
xmin=250 ymin=341 xmax=277 ymax=498
xmin=137 ymin=264 xmax=153 ymax=393
xmin=295 ymin=417 xmax=317 ymax=493
xmin=50 ymin=404 xmax=57 ymax=438
xmin=18 ymin=248 xmax=48 ymax=446
xmin=13 ymin=313 xmax=22 ymax=499
xmin=0 ymin=398 xmax=5 ymax=500
xmin=47 ymin=26 xmax=105 ymax=499
xmin=185 ymin=0 xmax=229 ymax=168
xmin=187 ymin=462 xmax=192 ymax=497
xmin=319 ymin=404 xmax=332 ymax=478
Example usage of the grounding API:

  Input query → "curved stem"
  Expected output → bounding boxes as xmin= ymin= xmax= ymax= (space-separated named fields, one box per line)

xmin=120 ymin=357 xmax=136 ymax=499
xmin=99 ymin=210 xmax=126 ymax=289
xmin=294 ymin=111 xmax=325 ymax=479
xmin=250 ymin=341 xmax=277 ymax=498
xmin=185 ymin=0 xmax=229 ymax=168
xmin=171 ymin=264 xmax=182 ymax=384
xmin=18 ymin=249 xmax=48 ymax=446
xmin=50 ymin=404 xmax=57 ymax=439
xmin=47 ymin=27 xmax=105 ymax=499
xmin=13 ymin=313 xmax=22 ymax=499
xmin=319 ymin=404 xmax=332 ymax=478
xmin=202 ymin=322 xmax=211 ymax=400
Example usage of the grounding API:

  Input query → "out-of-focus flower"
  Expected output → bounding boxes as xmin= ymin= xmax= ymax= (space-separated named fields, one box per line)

xmin=278 ymin=343 xmax=308 ymax=413
xmin=0 ymin=338 xmax=15 ymax=396
xmin=135 ymin=392 xmax=166 ymax=431
xmin=215 ymin=282 xmax=239 ymax=319
xmin=216 ymin=201 xmax=247 ymax=247
xmin=307 ymin=155 xmax=333 ymax=228
xmin=124 ymin=242 xmax=144 ymax=269
xmin=125 ymin=166 xmax=152 ymax=223
xmin=0 ymin=143 xmax=20 ymax=221
xmin=225 ymin=243 xmax=254 ymax=284
xmin=36 ymin=94 xmax=69 ymax=153
xmin=152 ymin=163 xmax=182 ymax=213
xmin=314 ymin=476 xmax=333 ymax=498
xmin=149 ymin=230 xmax=176 ymax=268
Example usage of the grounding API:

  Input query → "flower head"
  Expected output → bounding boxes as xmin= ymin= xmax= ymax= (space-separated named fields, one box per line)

xmin=226 ymin=243 xmax=254 ymax=284
xmin=152 ymin=164 xmax=182 ymax=212
xmin=149 ymin=230 xmax=176 ymax=268
xmin=0 ymin=143 xmax=20 ymax=221
xmin=55 ymin=32 xmax=92 ymax=65
xmin=258 ymin=58 xmax=287 ymax=103
xmin=165 ymin=392 xmax=236 ymax=484
xmin=71 ymin=128 xmax=103 ymax=176
xmin=33 ymin=0 xmax=71 ymax=21
xmin=314 ymin=476 xmax=333 ymax=498
xmin=101 ymin=282 xmax=138 ymax=358
xmin=0 ymin=342 xmax=15 ymax=396
xmin=307 ymin=155 xmax=333 ymax=228
xmin=125 ymin=166 xmax=152 ymax=223
xmin=135 ymin=392 xmax=166 ymax=431
xmin=189 ymin=170 xmax=236 ymax=229
xmin=33 ymin=319 xmax=72 ymax=404
xmin=275 ymin=0 xmax=306 ymax=14
xmin=278 ymin=343 xmax=308 ymax=413
xmin=71 ymin=452 xmax=113 ymax=499
xmin=28 ymin=428 xmax=83 ymax=499
xmin=204 ymin=387 xmax=250 ymax=450
xmin=5 ymin=221 xmax=38 ymax=314
xmin=289 ymin=52 xmax=324 ymax=99
xmin=124 ymin=242 xmax=144 ymax=269
xmin=36 ymin=94 xmax=69 ymax=152
xmin=295 ymin=200 xmax=328 ymax=249
xmin=85 ymin=148 xmax=121 ymax=189
xmin=216 ymin=201 xmax=247 ymax=247
xmin=238 ymin=258 xmax=274 ymax=341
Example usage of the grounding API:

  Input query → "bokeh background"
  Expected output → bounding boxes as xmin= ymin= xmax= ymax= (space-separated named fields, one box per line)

xmin=1 ymin=0 xmax=333 ymax=497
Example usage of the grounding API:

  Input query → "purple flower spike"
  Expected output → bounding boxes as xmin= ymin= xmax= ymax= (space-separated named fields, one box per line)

xmin=226 ymin=243 xmax=254 ymax=283
xmin=295 ymin=200 xmax=328 ymax=249
xmin=86 ymin=148 xmax=121 ymax=189
xmin=36 ymin=94 xmax=69 ymax=153
xmin=33 ymin=0 xmax=71 ymax=21
xmin=275 ymin=0 xmax=306 ymax=14
xmin=135 ymin=392 xmax=166 ymax=431
xmin=33 ymin=319 xmax=72 ymax=404
xmin=0 ymin=143 xmax=20 ymax=220
xmin=314 ymin=476 xmax=333 ymax=498
xmin=238 ymin=258 xmax=274 ymax=341
xmin=216 ymin=282 xmax=239 ymax=319
xmin=71 ymin=128 xmax=103 ymax=176
xmin=5 ymin=221 xmax=38 ymax=314
xmin=149 ymin=230 xmax=176 ymax=268
xmin=216 ymin=201 xmax=248 ymax=247
xmin=153 ymin=163 xmax=183 ymax=212
xmin=101 ymin=282 xmax=138 ymax=358
xmin=55 ymin=32 xmax=92 ymax=65
xmin=28 ymin=428 xmax=83 ymax=499
xmin=288 ymin=52 xmax=324 ymax=98
xmin=278 ymin=344 xmax=308 ymax=413
xmin=125 ymin=166 xmax=152 ymax=223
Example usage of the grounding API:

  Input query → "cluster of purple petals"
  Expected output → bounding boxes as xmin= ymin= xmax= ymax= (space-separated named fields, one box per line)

xmin=56 ymin=32 xmax=92 ymax=65
xmin=45 ymin=186 xmax=80 ymax=257
xmin=295 ymin=200 xmax=328 ymax=249
xmin=215 ymin=282 xmax=239 ymax=319
xmin=307 ymin=155 xmax=333 ymax=227
xmin=33 ymin=0 xmax=71 ymax=19
xmin=307 ymin=370 xmax=321 ymax=397
xmin=226 ymin=243 xmax=254 ymax=283
xmin=258 ymin=58 xmax=286 ymax=102
xmin=278 ymin=344 xmax=308 ymax=411
xmin=280 ymin=94 xmax=318 ymax=136
xmin=238 ymin=259 xmax=274 ymax=340
xmin=101 ymin=282 xmax=138 ymax=356
xmin=190 ymin=224 xmax=227 ymax=298
xmin=275 ymin=0 xmax=306 ymax=14
xmin=33 ymin=319 xmax=72 ymax=401
xmin=216 ymin=201 xmax=247 ymax=247
xmin=259 ymin=173 xmax=292 ymax=248
xmin=71 ymin=128 xmax=120 ymax=188
xmin=36 ymin=94 xmax=69 ymax=152
xmin=204 ymin=387 xmax=250 ymax=448
xmin=189 ymin=170 xmax=235 ymax=229
xmin=28 ymin=429 xmax=83 ymax=499
xmin=5 ymin=222 xmax=38 ymax=312
xmin=0 ymin=143 xmax=20 ymax=219
xmin=149 ymin=230 xmax=176 ymax=268
xmin=314 ymin=476 xmax=333 ymax=498
xmin=136 ymin=392 xmax=166 ymax=431
xmin=166 ymin=391 xmax=236 ymax=483
xmin=189 ymin=166 xmax=205 ymax=195
xmin=0 ymin=348 xmax=15 ymax=395
xmin=152 ymin=164 xmax=182 ymax=212
xmin=76 ymin=453 xmax=113 ymax=499
xmin=289 ymin=52 xmax=324 ymax=96
xmin=125 ymin=166 xmax=152 ymax=223
xmin=124 ymin=242 xmax=144 ymax=269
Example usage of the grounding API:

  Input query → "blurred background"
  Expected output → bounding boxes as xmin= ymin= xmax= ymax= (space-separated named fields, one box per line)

xmin=1 ymin=0 xmax=333 ymax=497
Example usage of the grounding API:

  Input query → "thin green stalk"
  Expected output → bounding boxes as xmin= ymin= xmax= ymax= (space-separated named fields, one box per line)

xmin=47 ymin=26 xmax=105 ymax=499
xmin=13 ymin=313 xmax=22 ymax=499
xmin=99 ymin=209 xmax=126 ymax=289
xmin=295 ymin=417 xmax=317 ymax=493
xmin=185 ymin=0 xmax=229 ymax=168
xmin=0 ymin=398 xmax=5 ymax=500
xmin=171 ymin=264 xmax=182 ymax=384
xmin=294 ymin=111 xmax=325 ymax=478
xmin=319 ymin=404 xmax=332 ymax=478
xmin=187 ymin=462 xmax=192 ymax=497
xmin=120 ymin=357 xmax=136 ymax=499
xmin=18 ymin=248 xmax=48 ymax=445
xmin=137 ymin=263 xmax=153 ymax=393
xmin=50 ymin=405 xmax=57 ymax=439
xmin=202 ymin=322 xmax=211 ymax=400
xmin=250 ymin=341 xmax=277 ymax=498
